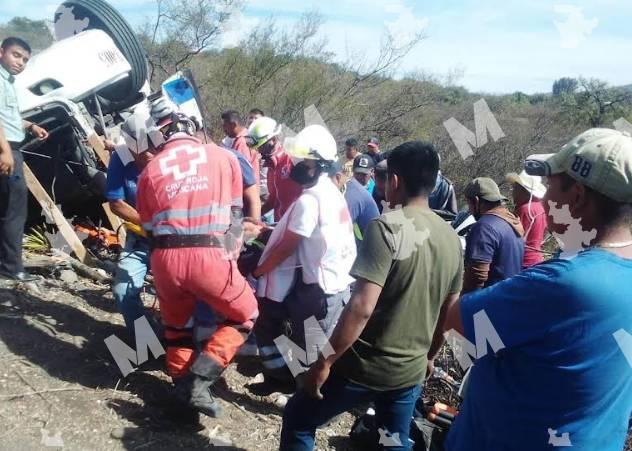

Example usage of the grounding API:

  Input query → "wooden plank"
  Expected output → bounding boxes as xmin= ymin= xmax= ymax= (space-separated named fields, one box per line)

xmin=87 ymin=135 xmax=124 ymax=241
xmin=87 ymin=133 xmax=110 ymax=167
xmin=102 ymin=202 xmax=126 ymax=243
xmin=23 ymin=163 xmax=88 ymax=263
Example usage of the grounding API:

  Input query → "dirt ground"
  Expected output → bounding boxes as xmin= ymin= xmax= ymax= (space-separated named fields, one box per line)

xmin=0 ymin=259 xmax=360 ymax=451
xmin=0 ymin=255 xmax=630 ymax=451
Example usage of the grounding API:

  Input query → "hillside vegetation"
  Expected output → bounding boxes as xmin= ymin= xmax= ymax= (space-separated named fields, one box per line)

xmin=3 ymin=9 xmax=632 ymax=199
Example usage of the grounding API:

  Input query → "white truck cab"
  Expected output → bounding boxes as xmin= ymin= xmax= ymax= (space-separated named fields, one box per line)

xmin=16 ymin=30 xmax=131 ymax=113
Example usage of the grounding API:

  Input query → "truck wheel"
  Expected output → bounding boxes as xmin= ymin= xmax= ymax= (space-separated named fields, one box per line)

xmin=54 ymin=0 xmax=148 ymax=104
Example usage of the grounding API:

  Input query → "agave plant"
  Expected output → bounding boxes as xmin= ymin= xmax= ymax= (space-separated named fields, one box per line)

xmin=23 ymin=226 xmax=52 ymax=254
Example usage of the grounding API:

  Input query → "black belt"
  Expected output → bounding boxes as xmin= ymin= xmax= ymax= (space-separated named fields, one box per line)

xmin=152 ymin=234 xmax=224 ymax=249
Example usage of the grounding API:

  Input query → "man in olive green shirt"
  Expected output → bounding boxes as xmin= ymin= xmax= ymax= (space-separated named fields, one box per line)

xmin=280 ymin=141 xmax=463 ymax=451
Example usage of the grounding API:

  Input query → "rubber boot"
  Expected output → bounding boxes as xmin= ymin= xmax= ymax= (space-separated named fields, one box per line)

xmin=190 ymin=375 xmax=223 ymax=418
xmin=173 ymin=373 xmax=223 ymax=418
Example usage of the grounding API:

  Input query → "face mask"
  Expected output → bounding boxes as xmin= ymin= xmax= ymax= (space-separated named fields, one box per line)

xmin=259 ymin=140 xmax=275 ymax=159
xmin=290 ymin=162 xmax=320 ymax=186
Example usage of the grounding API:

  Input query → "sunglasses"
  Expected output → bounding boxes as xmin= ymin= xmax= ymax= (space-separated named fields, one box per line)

xmin=524 ymin=160 xmax=550 ymax=177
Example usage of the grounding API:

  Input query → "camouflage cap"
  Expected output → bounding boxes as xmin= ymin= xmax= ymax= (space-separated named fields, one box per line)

xmin=525 ymin=128 xmax=632 ymax=203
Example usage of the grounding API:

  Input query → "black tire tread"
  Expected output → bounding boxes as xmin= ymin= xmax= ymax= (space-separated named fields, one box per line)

xmin=60 ymin=0 xmax=147 ymax=102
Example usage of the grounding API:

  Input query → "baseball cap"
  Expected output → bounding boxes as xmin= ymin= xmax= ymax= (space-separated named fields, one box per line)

xmin=524 ymin=128 xmax=632 ymax=203
xmin=375 ymin=159 xmax=388 ymax=174
xmin=368 ymin=137 xmax=380 ymax=149
xmin=353 ymin=154 xmax=375 ymax=174
xmin=506 ymin=171 xmax=547 ymax=199
xmin=464 ymin=177 xmax=507 ymax=202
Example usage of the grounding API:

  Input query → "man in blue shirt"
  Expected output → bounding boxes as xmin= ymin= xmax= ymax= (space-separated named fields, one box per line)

xmin=462 ymin=177 xmax=524 ymax=292
xmin=106 ymin=120 xmax=155 ymax=334
xmin=329 ymin=162 xmax=379 ymax=250
xmin=444 ymin=128 xmax=632 ymax=451
xmin=352 ymin=154 xmax=375 ymax=195
xmin=0 ymin=37 xmax=49 ymax=281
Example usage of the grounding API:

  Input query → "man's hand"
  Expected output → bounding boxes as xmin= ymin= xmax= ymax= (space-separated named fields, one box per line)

xmin=30 ymin=124 xmax=49 ymax=141
xmin=297 ymin=359 xmax=330 ymax=400
xmin=0 ymin=150 xmax=15 ymax=175
xmin=242 ymin=218 xmax=264 ymax=238
xmin=103 ymin=138 xmax=116 ymax=151
xmin=426 ymin=359 xmax=435 ymax=380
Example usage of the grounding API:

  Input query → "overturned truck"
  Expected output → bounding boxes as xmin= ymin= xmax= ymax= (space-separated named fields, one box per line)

xmin=16 ymin=0 xmax=149 ymax=227
xmin=16 ymin=0 xmax=202 ymax=232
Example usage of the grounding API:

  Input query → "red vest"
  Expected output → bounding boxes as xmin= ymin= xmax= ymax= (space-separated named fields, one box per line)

xmin=265 ymin=148 xmax=302 ymax=221
xmin=137 ymin=134 xmax=243 ymax=236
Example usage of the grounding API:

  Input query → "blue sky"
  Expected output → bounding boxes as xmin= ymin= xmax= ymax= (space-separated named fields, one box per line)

xmin=3 ymin=0 xmax=631 ymax=94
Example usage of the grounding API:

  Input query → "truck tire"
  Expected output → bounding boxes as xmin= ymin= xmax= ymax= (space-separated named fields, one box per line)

xmin=54 ymin=0 xmax=148 ymax=104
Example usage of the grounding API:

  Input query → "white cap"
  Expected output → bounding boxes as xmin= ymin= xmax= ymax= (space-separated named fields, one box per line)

xmin=506 ymin=171 xmax=547 ymax=199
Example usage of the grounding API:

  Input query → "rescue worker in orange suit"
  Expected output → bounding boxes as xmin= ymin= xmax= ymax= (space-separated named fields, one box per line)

xmin=135 ymin=98 xmax=258 ymax=419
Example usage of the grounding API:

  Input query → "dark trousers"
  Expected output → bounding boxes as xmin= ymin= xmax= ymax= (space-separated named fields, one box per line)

xmin=281 ymin=374 xmax=422 ymax=450
xmin=255 ymin=282 xmax=349 ymax=382
xmin=0 ymin=144 xmax=27 ymax=275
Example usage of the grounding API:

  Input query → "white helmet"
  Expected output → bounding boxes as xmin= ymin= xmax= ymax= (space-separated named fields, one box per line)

xmin=287 ymin=125 xmax=337 ymax=163
xmin=120 ymin=107 xmax=164 ymax=155
xmin=246 ymin=116 xmax=281 ymax=149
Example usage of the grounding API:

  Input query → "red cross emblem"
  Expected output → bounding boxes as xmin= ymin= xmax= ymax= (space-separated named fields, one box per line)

xmin=159 ymin=145 xmax=207 ymax=181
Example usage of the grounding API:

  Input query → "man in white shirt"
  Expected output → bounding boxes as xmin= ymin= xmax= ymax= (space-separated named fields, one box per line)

xmin=252 ymin=125 xmax=356 ymax=388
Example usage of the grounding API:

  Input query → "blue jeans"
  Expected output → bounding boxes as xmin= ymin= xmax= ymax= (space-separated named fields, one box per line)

xmin=112 ymin=233 xmax=150 ymax=333
xmin=280 ymin=374 xmax=421 ymax=451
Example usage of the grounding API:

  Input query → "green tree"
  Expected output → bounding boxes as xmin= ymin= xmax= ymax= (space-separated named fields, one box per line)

xmin=0 ymin=17 xmax=54 ymax=52
xmin=561 ymin=78 xmax=632 ymax=127
xmin=138 ymin=0 xmax=243 ymax=86
xmin=552 ymin=77 xmax=578 ymax=97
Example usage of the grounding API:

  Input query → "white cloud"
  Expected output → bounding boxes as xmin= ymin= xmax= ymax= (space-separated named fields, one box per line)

xmin=383 ymin=1 xmax=430 ymax=47
xmin=221 ymin=11 xmax=260 ymax=48
xmin=554 ymin=4 xmax=599 ymax=49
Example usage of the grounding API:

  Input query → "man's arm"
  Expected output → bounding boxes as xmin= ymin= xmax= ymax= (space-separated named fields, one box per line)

xmin=231 ymin=150 xmax=261 ymax=221
xmin=0 ymin=123 xmax=15 ymax=175
xmin=253 ymin=229 xmax=302 ymax=277
xmin=463 ymin=261 xmax=491 ymax=293
xmin=22 ymin=120 xmax=49 ymax=140
xmin=462 ymin=223 xmax=494 ymax=293
xmin=243 ymin=184 xmax=262 ymax=221
xmin=109 ymin=199 xmax=141 ymax=225
xmin=444 ymin=295 xmax=464 ymax=336
xmin=301 ymin=278 xmax=382 ymax=399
